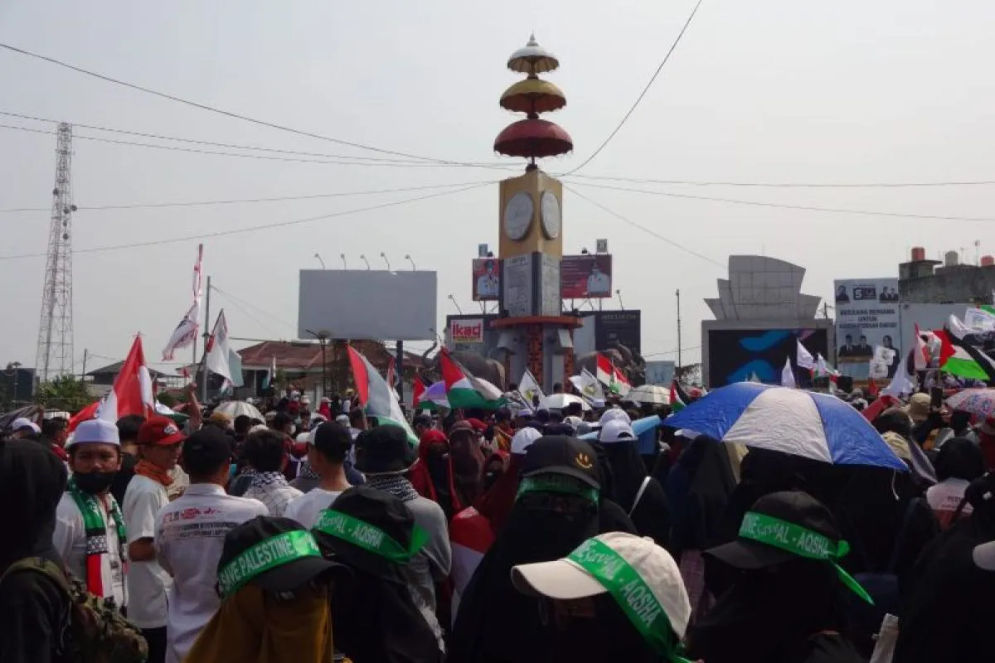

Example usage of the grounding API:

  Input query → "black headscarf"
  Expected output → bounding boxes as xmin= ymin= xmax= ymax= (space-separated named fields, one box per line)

xmin=0 ymin=439 xmax=67 ymax=571
xmin=597 ymin=439 xmax=670 ymax=548
xmin=688 ymin=558 xmax=855 ymax=663
xmin=934 ymin=437 xmax=985 ymax=482
xmin=895 ymin=473 xmax=995 ymax=663
xmin=666 ymin=438 xmax=737 ymax=554
xmin=450 ymin=489 xmax=602 ymax=662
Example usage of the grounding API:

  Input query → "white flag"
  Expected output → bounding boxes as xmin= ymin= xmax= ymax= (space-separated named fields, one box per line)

xmin=205 ymin=310 xmax=234 ymax=384
xmin=162 ymin=244 xmax=203 ymax=360
xmin=780 ymin=357 xmax=796 ymax=388
xmin=882 ymin=368 xmax=915 ymax=397
xmin=569 ymin=368 xmax=605 ymax=406
xmin=518 ymin=369 xmax=546 ymax=409
xmin=796 ymin=339 xmax=816 ymax=371
xmin=965 ymin=307 xmax=995 ymax=332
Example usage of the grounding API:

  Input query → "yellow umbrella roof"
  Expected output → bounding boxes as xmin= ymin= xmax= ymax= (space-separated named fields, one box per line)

xmin=499 ymin=78 xmax=566 ymax=114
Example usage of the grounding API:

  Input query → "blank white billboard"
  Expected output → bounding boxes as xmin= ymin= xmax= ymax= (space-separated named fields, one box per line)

xmin=298 ymin=270 xmax=437 ymax=341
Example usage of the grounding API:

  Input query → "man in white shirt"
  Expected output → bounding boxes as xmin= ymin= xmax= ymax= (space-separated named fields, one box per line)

xmin=53 ymin=418 xmax=127 ymax=610
xmin=284 ymin=422 xmax=353 ymax=528
xmin=155 ymin=427 xmax=266 ymax=663
xmin=476 ymin=259 xmax=499 ymax=299
xmin=241 ymin=428 xmax=302 ymax=516
xmin=122 ymin=415 xmax=185 ymax=663
xmin=586 ymin=263 xmax=610 ymax=295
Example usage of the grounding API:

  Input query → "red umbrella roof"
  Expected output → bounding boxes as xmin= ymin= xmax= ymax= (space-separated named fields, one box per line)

xmin=493 ymin=118 xmax=573 ymax=158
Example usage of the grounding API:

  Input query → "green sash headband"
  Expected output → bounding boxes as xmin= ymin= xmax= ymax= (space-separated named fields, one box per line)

xmin=739 ymin=511 xmax=874 ymax=604
xmin=314 ymin=509 xmax=427 ymax=563
xmin=217 ymin=530 xmax=322 ymax=598
xmin=568 ymin=538 xmax=691 ymax=662
xmin=516 ymin=474 xmax=600 ymax=504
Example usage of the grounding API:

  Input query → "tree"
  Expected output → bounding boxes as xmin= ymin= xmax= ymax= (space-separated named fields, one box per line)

xmin=35 ymin=376 xmax=92 ymax=412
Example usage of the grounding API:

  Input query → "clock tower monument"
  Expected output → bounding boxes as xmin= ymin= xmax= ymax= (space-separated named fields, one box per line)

xmin=491 ymin=36 xmax=579 ymax=390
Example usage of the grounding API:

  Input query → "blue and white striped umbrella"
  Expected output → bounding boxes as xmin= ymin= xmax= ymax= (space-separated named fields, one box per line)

xmin=665 ymin=382 xmax=907 ymax=471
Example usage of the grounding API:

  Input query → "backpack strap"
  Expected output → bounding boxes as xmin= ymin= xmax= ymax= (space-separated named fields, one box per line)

xmin=885 ymin=497 xmax=922 ymax=573
xmin=628 ymin=476 xmax=653 ymax=518
xmin=1 ymin=556 xmax=72 ymax=596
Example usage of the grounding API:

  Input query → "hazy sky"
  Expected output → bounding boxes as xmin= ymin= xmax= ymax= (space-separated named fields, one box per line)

xmin=3 ymin=0 xmax=995 ymax=377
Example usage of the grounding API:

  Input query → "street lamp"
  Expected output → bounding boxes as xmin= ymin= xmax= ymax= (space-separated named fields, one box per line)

xmin=404 ymin=254 xmax=416 ymax=270
xmin=340 ymin=253 xmax=347 ymax=269
xmin=314 ymin=253 xmax=326 ymax=269
xmin=360 ymin=254 xmax=371 ymax=270
xmin=380 ymin=252 xmax=391 ymax=270
xmin=616 ymin=289 xmax=625 ymax=310
xmin=448 ymin=294 xmax=464 ymax=315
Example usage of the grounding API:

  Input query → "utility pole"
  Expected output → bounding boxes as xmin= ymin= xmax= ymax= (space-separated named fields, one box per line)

xmin=396 ymin=340 xmax=405 ymax=404
xmin=201 ymin=276 xmax=212 ymax=402
xmin=676 ymin=289 xmax=682 ymax=369
xmin=80 ymin=348 xmax=88 ymax=383
xmin=36 ymin=123 xmax=76 ymax=382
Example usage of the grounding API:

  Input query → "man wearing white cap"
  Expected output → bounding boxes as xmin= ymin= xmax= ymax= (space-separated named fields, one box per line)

xmin=52 ymin=418 xmax=128 ymax=611
xmin=8 ymin=417 xmax=41 ymax=439
xmin=512 ymin=531 xmax=692 ymax=662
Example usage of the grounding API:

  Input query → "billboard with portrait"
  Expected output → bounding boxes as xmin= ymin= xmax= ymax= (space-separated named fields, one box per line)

xmin=472 ymin=258 xmax=501 ymax=301
xmin=834 ymin=278 xmax=901 ymax=378
xmin=561 ymin=255 xmax=612 ymax=299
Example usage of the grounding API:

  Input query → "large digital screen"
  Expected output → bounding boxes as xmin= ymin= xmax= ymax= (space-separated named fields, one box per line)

xmin=707 ymin=328 xmax=829 ymax=387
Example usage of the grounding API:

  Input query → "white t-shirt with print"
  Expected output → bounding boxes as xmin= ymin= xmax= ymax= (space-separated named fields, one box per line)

xmin=283 ymin=488 xmax=343 ymax=529
xmin=53 ymin=491 xmax=127 ymax=610
xmin=122 ymin=474 xmax=173 ymax=628
xmin=155 ymin=484 xmax=267 ymax=663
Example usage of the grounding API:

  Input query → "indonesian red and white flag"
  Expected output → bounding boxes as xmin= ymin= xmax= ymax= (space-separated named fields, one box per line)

xmin=913 ymin=324 xmax=930 ymax=371
xmin=205 ymin=310 xmax=234 ymax=384
xmin=70 ymin=336 xmax=155 ymax=431
xmin=348 ymin=346 xmax=417 ymax=443
xmin=162 ymin=244 xmax=203 ymax=360
xmin=596 ymin=353 xmax=631 ymax=396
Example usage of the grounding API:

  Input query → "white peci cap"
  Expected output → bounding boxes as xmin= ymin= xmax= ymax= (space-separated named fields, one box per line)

xmin=599 ymin=419 xmax=636 ymax=444
xmin=511 ymin=427 xmax=542 ymax=455
xmin=10 ymin=417 xmax=41 ymax=434
xmin=973 ymin=541 xmax=995 ymax=571
xmin=512 ymin=531 xmax=691 ymax=639
xmin=69 ymin=419 xmax=120 ymax=447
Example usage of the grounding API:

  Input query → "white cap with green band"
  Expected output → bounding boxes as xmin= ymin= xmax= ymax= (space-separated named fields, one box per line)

xmin=512 ymin=532 xmax=692 ymax=662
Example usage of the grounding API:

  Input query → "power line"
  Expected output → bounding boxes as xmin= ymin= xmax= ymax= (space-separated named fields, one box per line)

xmin=0 ymin=181 xmax=493 ymax=261
xmin=560 ymin=0 xmax=705 ymax=176
xmin=0 ymin=180 xmax=497 ymax=214
xmin=0 ymin=42 xmax=501 ymax=167
xmin=0 ymin=110 xmax=510 ymax=168
xmin=567 ymin=180 xmax=995 ymax=223
xmin=563 ymin=183 xmax=725 ymax=268
xmin=0 ymin=122 xmax=512 ymax=170
xmin=570 ymin=173 xmax=995 ymax=189
xmin=643 ymin=345 xmax=701 ymax=358
xmin=210 ymin=285 xmax=297 ymax=334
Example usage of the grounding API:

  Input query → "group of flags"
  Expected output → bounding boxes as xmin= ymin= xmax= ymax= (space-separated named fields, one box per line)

xmin=781 ymin=338 xmax=840 ymax=390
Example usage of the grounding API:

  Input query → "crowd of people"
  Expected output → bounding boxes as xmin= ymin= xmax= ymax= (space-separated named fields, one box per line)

xmin=2 ymin=383 xmax=995 ymax=662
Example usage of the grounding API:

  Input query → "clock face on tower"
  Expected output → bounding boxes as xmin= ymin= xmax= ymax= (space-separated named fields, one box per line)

xmin=503 ymin=191 xmax=534 ymax=241
xmin=540 ymin=191 xmax=561 ymax=239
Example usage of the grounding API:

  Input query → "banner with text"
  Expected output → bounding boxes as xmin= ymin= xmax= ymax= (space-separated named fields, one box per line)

xmin=450 ymin=317 xmax=485 ymax=344
xmin=834 ymin=278 xmax=901 ymax=379
xmin=561 ymin=255 xmax=613 ymax=299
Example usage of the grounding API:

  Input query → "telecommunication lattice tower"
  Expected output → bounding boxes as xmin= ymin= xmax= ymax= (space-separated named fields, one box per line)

xmin=35 ymin=123 xmax=76 ymax=382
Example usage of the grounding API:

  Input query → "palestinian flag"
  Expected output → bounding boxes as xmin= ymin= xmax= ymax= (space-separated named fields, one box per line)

xmin=347 ymin=346 xmax=418 ymax=444
xmin=934 ymin=315 xmax=995 ymax=382
xmin=440 ymin=349 xmax=505 ymax=410
xmin=669 ymin=380 xmax=687 ymax=413
xmin=412 ymin=375 xmax=436 ymax=411
xmin=595 ymin=353 xmax=632 ymax=396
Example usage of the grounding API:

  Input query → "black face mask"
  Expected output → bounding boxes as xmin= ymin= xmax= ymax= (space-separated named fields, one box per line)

xmin=73 ymin=470 xmax=117 ymax=495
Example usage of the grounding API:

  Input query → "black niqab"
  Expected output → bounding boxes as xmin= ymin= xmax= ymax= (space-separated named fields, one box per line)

xmin=0 ymin=439 xmax=67 ymax=570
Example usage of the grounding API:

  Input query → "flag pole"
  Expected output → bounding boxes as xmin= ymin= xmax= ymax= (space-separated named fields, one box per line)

xmin=202 ymin=275 xmax=211 ymax=402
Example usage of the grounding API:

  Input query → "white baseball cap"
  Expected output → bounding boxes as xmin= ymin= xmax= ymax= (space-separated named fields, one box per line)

xmin=599 ymin=407 xmax=631 ymax=426
xmin=599 ymin=419 xmax=636 ymax=444
xmin=973 ymin=541 xmax=995 ymax=571
xmin=10 ymin=417 xmax=41 ymax=434
xmin=511 ymin=427 xmax=542 ymax=455
xmin=70 ymin=419 xmax=120 ymax=447
xmin=335 ymin=414 xmax=350 ymax=426
xmin=512 ymin=531 xmax=691 ymax=641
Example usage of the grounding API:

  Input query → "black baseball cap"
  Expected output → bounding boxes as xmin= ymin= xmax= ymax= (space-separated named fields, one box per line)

xmin=311 ymin=485 xmax=426 ymax=582
xmin=183 ymin=426 xmax=232 ymax=469
xmin=354 ymin=426 xmax=416 ymax=475
xmin=216 ymin=516 xmax=342 ymax=598
xmin=706 ymin=491 xmax=844 ymax=570
xmin=520 ymin=435 xmax=600 ymax=489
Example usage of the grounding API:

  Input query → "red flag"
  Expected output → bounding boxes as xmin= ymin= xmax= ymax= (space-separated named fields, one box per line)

xmin=412 ymin=375 xmax=427 ymax=408
xmin=69 ymin=336 xmax=153 ymax=431
xmin=386 ymin=356 xmax=397 ymax=390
